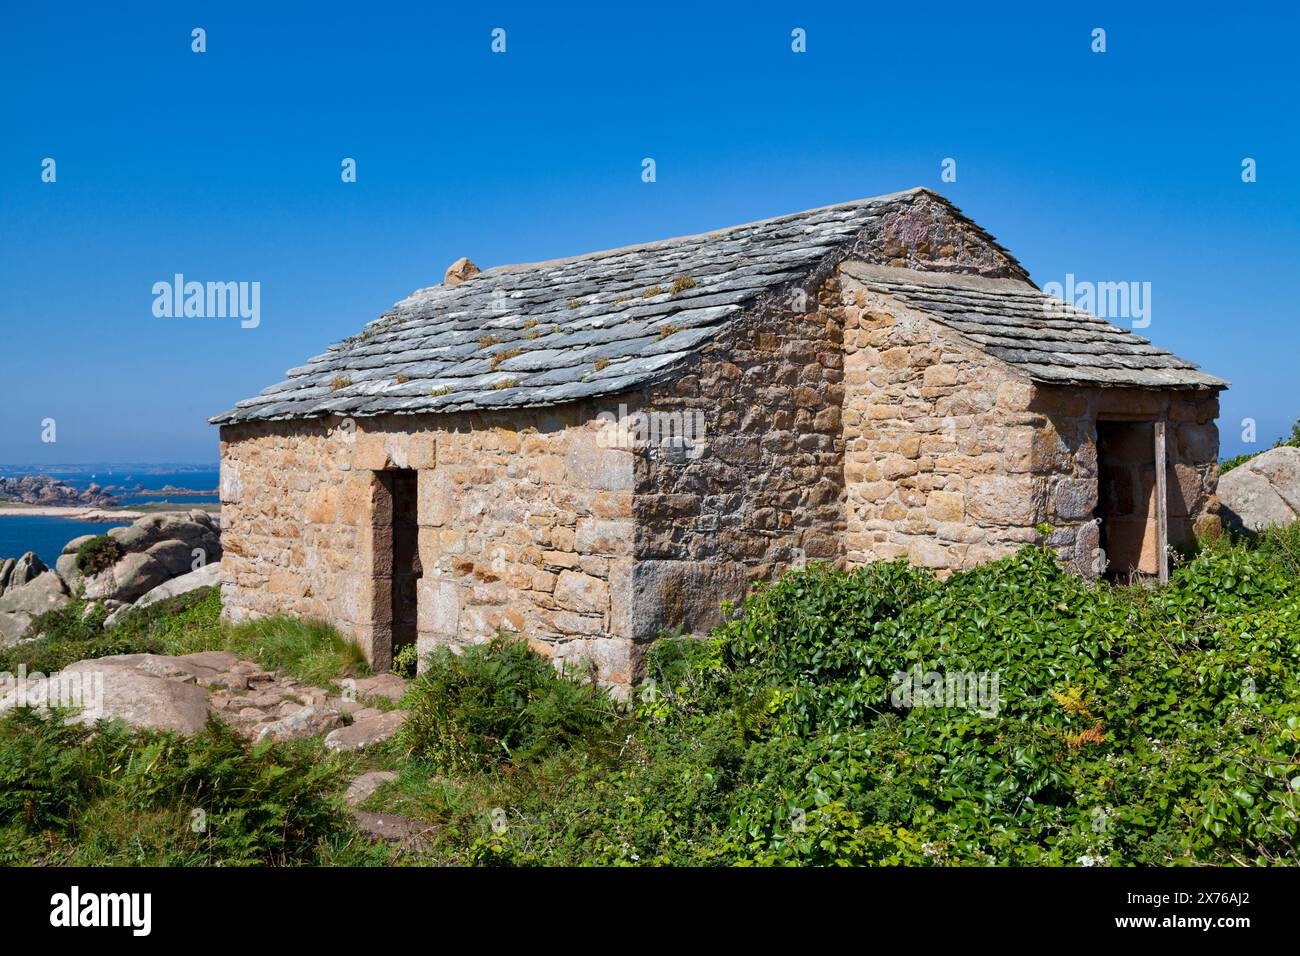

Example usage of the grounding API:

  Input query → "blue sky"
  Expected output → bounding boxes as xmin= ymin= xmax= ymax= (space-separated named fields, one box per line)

xmin=1 ymin=1 xmax=1295 ymax=463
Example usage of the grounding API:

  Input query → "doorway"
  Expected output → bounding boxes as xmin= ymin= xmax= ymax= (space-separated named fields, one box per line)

xmin=374 ymin=469 xmax=421 ymax=669
xmin=1094 ymin=421 xmax=1163 ymax=580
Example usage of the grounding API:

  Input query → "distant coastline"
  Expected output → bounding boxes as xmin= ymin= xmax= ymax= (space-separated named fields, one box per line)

xmin=0 ymin=503 xmax=219 ymax=520
xmin=0 ymin=462 xmax=218 ymax=475
xmin=0 ymin=505 xmax=148 ymax=520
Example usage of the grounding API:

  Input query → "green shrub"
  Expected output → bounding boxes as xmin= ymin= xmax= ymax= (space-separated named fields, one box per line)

xmin=399 ymin=636 xmax=621 ymax=772
xmin=75 ymin=535 xmax=122 ymax=575
xmin=375 ymin=542 xmax=1300 ymax=867
xmin=1 ymin=588 xmax=220 ymax=675
xmin=392 ymin=643 xmax=419 ymax=679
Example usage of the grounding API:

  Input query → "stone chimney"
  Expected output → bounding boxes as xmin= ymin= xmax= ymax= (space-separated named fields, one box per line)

xmin=444 ymin=257 xmax=480 ymax=286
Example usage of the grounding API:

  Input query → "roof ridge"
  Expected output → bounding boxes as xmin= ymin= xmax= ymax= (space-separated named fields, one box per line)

xmin=401 ymin=188 xmax=931 ymax=292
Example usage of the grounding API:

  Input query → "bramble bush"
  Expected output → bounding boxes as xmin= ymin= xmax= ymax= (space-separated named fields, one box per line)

xmin=399 ymin=636 xmax=622 ymax=773
xmin=393 ymin=529 xmax=1300 ymax=866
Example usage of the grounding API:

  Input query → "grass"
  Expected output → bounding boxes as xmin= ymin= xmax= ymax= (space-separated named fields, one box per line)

xmin=222 ymin=615 xmax=369 ymax=685
xmin=1254 ymin=521 xmax=1300 ymax=579
xmin=128 ymin=502 xmax=220 ymax=515
xmin=3 ymin=587 xmax=367 ymax=688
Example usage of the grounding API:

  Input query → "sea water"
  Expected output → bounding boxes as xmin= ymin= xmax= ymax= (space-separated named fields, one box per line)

xmin=0 ymin=516 xmax=134 ymax=567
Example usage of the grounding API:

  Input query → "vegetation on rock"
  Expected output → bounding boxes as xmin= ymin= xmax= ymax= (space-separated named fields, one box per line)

xmin=75 ymin=535 xmax=122 ymax=576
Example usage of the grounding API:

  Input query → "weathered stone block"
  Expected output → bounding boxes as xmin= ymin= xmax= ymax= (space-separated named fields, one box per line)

xmin=418 ymin=579 xmax=460 ymax=636
xmin=566 ymin=433 xmax=635 ymax=491
xmin=926 ymin=491 xmax=965 ymax=522
xmin=554 ymin=570 xmax=608 ymax=615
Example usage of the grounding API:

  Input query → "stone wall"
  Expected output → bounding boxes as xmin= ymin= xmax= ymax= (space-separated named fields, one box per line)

xmin=220 ymin=404 xmax=640 ymax=688
xmin=840 ymin=271 xmax=1066 ymax=572
xmin=406 ymin=405 xmax=637 ymax=687
xmin=219 ymin=418 xmax=372 ymax=630
xmin=849 ymin=191 xmax=1029 ymax=281
xmin=219 ymin=241 xmax=1222 ymax=691
xmin=629 ymin=274 xmax=848 ymax=638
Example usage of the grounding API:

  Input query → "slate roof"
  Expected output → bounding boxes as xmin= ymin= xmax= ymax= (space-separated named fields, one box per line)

xmin=845 ymin=263 xmax=1228 ymax=390
xmin=212 ymin=188 xmax=1222 ymax=425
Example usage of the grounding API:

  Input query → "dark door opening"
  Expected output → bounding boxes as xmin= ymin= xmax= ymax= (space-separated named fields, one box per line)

xmin=1094 ymin=421 xmax=1160 ymax=580
xmin=375 ymin=469 xmax=420 ymax=670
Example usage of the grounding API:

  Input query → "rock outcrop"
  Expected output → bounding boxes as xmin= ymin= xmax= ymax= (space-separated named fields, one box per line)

xmin=136 ymin=561 xmax=222 ymax=608
xmin=1218 ymin=447 xmax=1300 ymax=532
xmin=0 ymin=510 xmax=221 ymax=646
xmin=324 ymin=709 xmax=408 ymax=752
xmin=62 ymin=655 xmax=215 ymax=734
xmin=0 ymin=475 xmax=119 ymax=508
xmin=0 ymin=568 xmax=70 ymax=645
xmin=0 ymin=551 xmax=48 ymax=597
xmin=344 ymin=771 xmax=398 ymax=807
xmin=0 ymin=648 xmax=411 ymax=747
xmin=64 ymin=510 xmax=222 ymax=604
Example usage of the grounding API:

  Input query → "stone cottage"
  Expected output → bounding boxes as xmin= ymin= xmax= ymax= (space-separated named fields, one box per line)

xmin=211 ymin=187 xmax=1227 ymax=689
